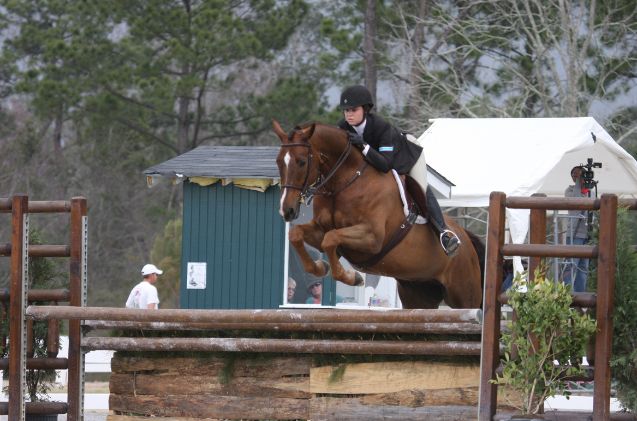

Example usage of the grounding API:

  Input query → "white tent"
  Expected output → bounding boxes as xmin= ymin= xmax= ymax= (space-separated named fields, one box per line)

xmin=419 ymin=117 xmax=637 ymax=272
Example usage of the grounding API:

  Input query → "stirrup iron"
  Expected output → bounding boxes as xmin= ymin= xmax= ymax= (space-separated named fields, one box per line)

xmin=440 ymin=230 xmax=460 ymax=256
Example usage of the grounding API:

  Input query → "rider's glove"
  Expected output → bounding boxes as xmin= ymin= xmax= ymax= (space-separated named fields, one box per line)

xmin=348 ymin=132 xmax=365 ymax=148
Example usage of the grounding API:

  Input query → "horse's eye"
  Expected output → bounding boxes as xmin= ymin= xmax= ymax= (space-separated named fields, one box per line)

xmin=298 ymin=159 xmax=306 ymax=167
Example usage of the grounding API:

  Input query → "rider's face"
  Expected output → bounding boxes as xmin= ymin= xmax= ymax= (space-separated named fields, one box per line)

xmin=343 ymin=106 xmax=365 ymax=126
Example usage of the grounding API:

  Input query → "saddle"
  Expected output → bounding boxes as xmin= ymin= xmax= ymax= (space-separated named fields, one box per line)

xmin=405 ymin=175 xmax=428 ymax=221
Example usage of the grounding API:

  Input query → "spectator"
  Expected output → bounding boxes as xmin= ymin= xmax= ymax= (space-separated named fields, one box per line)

xmin=287 ymin=277 xmax=297 ymax=303
xmin=125 ymin=264 xmax=162 ymax=309
xmin=563 ymin=166 xmax=590 ymax=292
xmin=305 ymin=280 xmax=322 ymax=304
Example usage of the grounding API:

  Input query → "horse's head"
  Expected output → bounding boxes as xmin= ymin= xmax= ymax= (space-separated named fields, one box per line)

xmin=273 ymin=120 xmax=319 ymax=221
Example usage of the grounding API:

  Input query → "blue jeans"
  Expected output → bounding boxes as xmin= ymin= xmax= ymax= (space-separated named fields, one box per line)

xmin=501 ymin=272 xmax=514 ymax=292
xmin=564 ymin=237 xmax=589 ymax=293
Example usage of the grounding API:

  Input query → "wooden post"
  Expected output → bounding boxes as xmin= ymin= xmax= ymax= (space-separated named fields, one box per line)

xmin=67 ymin=197 xmax=87 ymax=421
xmin=593 ymin=194 xmax=617 ymax=420
xmin=46 ymin=317 xmax=59 ymax=357
xmin=9 ymin=194 xmax=28 ymax=421
xmin=478 ymin=191 xmax=506 ymax=421
xmin=528 ymin=193 xmax=547 ymax=280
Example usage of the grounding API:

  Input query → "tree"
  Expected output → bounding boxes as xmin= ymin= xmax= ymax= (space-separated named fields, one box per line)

xmin=0 ymin=1 xmax=116 ymax=153
xmin=92 ymin=0 xmax=312 ymax=153
xmin=150 ymin=218 xmax=183 ymax=308
xmin=1 ymin=1 xmax=314 ymax=155
xmin=386 ymin=0 xmax=637 ymax=134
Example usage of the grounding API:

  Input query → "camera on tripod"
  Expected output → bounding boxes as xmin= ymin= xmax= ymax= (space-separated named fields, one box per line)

xmin=579 ymin=158 xmax=602 ymax=190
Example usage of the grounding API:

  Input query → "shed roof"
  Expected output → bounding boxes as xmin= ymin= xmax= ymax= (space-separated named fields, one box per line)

xmin=144 ymin=145 xmax=454 ymax=197
xmin=144 ymin=146 xmax=279 ymax=179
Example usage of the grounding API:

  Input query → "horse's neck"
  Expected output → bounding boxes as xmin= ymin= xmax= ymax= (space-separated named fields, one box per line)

xmin=313 ymin=124 xmax=363 ymax=173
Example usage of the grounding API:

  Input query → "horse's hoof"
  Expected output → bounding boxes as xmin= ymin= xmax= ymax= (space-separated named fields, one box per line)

xmin=317 ymin=260 xmax=331 ymax=277
xmin=354 ymin=272 xmax=365 ymax=286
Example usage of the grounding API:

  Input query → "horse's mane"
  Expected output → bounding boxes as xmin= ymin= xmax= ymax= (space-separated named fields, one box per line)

xmin=292 ymin=121 xmax=347 ymax=140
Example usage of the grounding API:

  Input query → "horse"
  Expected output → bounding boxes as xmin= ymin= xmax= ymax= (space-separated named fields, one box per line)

xmin=273 ymin=120 xmax=485 ymax=309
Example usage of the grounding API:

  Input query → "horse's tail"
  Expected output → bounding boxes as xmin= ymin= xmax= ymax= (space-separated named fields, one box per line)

xmin=465 ymin=229 xmax=486 ymax=305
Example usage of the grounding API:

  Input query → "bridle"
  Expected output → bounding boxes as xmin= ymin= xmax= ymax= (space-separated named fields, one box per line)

xmin=280 ymin=129 xmax=365 ymax=203
xmin=280 ymin=141 xmax=314 ymax=201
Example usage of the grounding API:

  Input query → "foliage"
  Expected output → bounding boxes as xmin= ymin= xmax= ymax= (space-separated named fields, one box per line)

xmin=589 ymin=209 xmax=637 ymax=412
xmin=386 ymin=0 xmax=637 ymax=137
xmin=493 ymin=271 xmax=596 ymax=414
xmin=150 ymin=218 xmax=182 ymax=308
xmin=1 ymin=230 xmax=65 ymax=402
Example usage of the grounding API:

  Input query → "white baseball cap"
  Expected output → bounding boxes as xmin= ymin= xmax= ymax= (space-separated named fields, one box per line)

xmin=141 ymin=264 xmax=163 ymax=276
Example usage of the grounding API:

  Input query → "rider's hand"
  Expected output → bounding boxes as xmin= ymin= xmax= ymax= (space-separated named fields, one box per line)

xmin=348 ymin=132 xmax=365 ymax=148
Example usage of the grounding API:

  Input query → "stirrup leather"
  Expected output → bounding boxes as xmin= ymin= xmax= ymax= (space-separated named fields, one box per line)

xmin=440 ymin=230 xmax=461 ymax=256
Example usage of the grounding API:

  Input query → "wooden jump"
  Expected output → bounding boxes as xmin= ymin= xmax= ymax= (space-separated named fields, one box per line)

xmin=81 ymin=336 xmax=483 ymax=355
xmin=83 ymin=319 xmax=488 ymax=334
xmin=26 ymin=305 xmax=483 ymax=324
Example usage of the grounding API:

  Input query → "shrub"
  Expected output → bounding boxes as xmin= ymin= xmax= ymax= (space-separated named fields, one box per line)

xmin=493 ymin=271 xmax=596 ymax=414
xmin=600 ymin=209 xmax=637 ymax=412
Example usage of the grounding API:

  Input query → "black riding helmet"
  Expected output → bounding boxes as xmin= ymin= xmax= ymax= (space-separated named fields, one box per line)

xmin=340 ymin=85 xmax=374 ymax=110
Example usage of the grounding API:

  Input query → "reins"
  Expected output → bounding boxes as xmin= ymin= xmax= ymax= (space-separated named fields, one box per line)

xmin=281 ymin=130 xmax=365 ymax=203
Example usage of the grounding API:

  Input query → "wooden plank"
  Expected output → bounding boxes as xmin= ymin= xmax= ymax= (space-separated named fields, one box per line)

xmin=111 ymin=354 xmax=310 ymax=377
xmin=479 ymin=191 xmax=506 ymax=421
xmin=107 ymin=417 xmax=225 ymax=421
xmin=528 ymin=194 xmax=547 ymax=280
xmin=359 ymin=387 xmax=479 ymax=407
xmin=310 ymin=397 xmax=477 ymax=421
xmin=110 ymin=372 xmax=309 ymax=398
xmin=110 ymin=355 xmax=226 ymax=373
xmin=109 ymin=394 xmax=309 ymax=420
xmin=68 ymin=196 xmax=87 ymax=421
xmin=594 ymin=194 xmax=618 ymax=420
xmin=8 ymin=194 xmax=27 ymax=421
xmin=310 ymin=361 xmax=480 ymax=394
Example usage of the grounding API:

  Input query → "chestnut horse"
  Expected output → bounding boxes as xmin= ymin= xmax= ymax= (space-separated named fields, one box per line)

xmin=273 ymin=120 xmax=484 ymax=309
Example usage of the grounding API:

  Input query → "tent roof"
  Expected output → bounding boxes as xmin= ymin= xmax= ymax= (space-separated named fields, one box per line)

xmin=419 ymin=117 xmax=637 ymax=207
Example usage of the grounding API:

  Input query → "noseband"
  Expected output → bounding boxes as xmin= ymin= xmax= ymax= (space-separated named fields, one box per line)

xmin=280 ymin=131 xmax=361 ymax=203
xmin=280 ymin=142 xmax=313 ymax=201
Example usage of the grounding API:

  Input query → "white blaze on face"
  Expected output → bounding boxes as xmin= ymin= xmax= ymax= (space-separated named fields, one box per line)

xmin=279 ymin=151 xmax=291 ymax=216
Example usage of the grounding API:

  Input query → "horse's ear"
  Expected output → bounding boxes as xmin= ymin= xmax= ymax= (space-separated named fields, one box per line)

xmin=301 ymin=123 xmax=316 ymax=140
xmin=272 ymin=119 xmax=287 ymax=142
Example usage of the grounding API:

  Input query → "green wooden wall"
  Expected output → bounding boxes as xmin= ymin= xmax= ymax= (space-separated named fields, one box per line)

xmin=180 ymin=181 xmax=285 ymax=309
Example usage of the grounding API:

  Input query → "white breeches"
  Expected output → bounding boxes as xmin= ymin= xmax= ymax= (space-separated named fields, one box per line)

xmin=406 ymin=134 xmax=428 ymax=193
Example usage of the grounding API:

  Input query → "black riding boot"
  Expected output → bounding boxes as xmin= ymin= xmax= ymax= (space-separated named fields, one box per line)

xmin=426 ymin=187 xmax=460 ymax=256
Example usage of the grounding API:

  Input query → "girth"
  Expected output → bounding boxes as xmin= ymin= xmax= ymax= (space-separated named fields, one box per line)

xmin=350 ymin=203 xmax=419 ymax=271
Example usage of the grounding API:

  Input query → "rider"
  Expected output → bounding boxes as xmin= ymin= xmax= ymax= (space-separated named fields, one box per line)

xmin=337 ymin=85 xmax=460 ymax=256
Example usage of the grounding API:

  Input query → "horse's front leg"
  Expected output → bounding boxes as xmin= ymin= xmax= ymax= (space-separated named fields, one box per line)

xmin=321 ymin=223 xmax=383 ymax=286
xmin=289 ymin=220 xmax=331 ymax=278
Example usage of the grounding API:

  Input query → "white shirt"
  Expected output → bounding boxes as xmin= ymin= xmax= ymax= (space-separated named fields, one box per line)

xmin=125 ymin=280 xmax=159 ymax=309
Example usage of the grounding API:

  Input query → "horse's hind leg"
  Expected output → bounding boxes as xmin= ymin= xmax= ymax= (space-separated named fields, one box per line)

xmin=396 ymin=280 xmax=445 ymax=309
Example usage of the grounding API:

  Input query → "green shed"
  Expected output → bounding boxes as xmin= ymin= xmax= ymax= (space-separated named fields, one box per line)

xmin=144 ymin=146 xmax=293 ymax=309
xmin=145 ymin=145 xmax=453 ymax=310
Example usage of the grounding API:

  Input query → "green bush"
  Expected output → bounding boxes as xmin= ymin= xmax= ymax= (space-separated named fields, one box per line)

xmin=493 ymin=272 xmax=596 ymax=414
xmin=605 ymin=210 xmax=637 ymax=412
